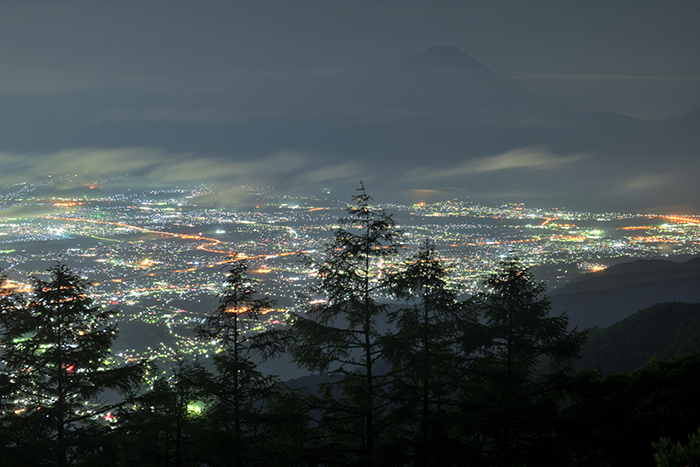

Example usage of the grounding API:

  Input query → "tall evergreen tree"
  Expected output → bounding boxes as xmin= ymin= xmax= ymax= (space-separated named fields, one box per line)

xmin=0 ymin=263 xmax=145 ymax=466
xmin=288 ymin=183 xmax=402 ymax=467
xmin=383 ymin=239 xmax=471 ymax=466
xmin=465 ymin=259 xmax=586 ymax=467
xmin=195 ymin=256 xmax=282 ymax=467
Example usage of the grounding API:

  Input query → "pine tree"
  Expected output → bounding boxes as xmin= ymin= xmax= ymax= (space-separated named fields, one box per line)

xmin=465 ymin=258 xmax=586 ymax=467
xmin=654 ymin=428 xmax=700 ymax=467
xmin=195 ymin=256 xmax=282 ymax=467
xmin=0 ymin=263 xmax=145 ymax=466
xmin=383 ymin=239 xmax=472 ymax=466
xmin=288 ymin=183 xmax=402 ymax=467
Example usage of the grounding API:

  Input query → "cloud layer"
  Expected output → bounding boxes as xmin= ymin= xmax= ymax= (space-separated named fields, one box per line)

xmin=405 ymin=146 xmax=588 ymax=181
xmin=4 ymin=141 xmax=695 ymax=214
xmin=0 ymin=147 xmax=362 ymax=197
xmin=0 ymin=1 xmax=698 ymax=213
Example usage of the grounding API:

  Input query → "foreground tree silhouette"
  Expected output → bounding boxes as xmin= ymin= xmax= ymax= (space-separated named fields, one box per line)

xmin=465 ymin=259 xmax=586 ymax=467
xmin=195 ymin=256 xmax=284 ymax=467
xmin=115 ymin=361 xmax=213 ymax=467
xmin=288 ymin=184 xmax=402 ymax=467
xmin=0 ymin=263 xmax=145 ymax=466
xmin=562 ymin=352 xmax=700 ymax=467
xmin=654 ymin=428 xmax=700 ymax=467
xmin=383 ymin=239 xmax=473 ymax=466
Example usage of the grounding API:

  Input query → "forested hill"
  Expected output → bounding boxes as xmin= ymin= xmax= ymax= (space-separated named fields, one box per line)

xmin=550 ymin=257 xmax=700 ymax=329
xmin=575 ymin=302 xmax=700 ymax=374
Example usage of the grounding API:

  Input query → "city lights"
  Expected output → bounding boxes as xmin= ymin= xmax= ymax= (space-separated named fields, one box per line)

xmin=0 ymin=181 xmax=698 ymax=367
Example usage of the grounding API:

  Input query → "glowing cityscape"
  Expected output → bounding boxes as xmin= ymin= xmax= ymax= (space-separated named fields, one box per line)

xmin=1 ymin=179 xmax=699 ymax=367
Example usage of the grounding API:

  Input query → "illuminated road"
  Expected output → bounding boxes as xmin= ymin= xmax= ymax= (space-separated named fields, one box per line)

xmin=44 ymin=216 xmax=228 ymax=253
xmin=43 ymin=216 xmax=306 ymax=283
xmin=664 ymin=215 xmax=700 ymax=225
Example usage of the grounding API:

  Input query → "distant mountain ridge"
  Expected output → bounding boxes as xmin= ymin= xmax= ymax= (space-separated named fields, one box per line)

xmin=551 ymin=257 xmax=700 ymax=329
xmin=0 ymin=45 xmax=698 ymax=213
xmin=369 ymin=45 xmax=563 ymax=128
xmin=395 ymin=45 xmax=501 ymax=78
xmin=575 ymin=302 xmax=700 ymax=374
xmin=670 ymin=107 xmax=700 ymax=122
xmin=558 ymin=257 xmax=700 ymax=293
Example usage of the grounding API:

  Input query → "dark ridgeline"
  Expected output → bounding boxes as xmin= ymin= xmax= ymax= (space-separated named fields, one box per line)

xmin=551 ymin=257 xmax=700 ymax=329
xmin=576 ymin=301 xmax=700 ymax=374
xmin=1 ymin=187 xmax=700 ymax=466
xmin=396 ymin=45 xmax=501 ymax=75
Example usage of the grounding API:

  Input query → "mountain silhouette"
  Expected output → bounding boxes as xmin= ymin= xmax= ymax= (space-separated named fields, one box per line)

xmin=395 ymin=45 xmax=501 ymax=79
xmin=576 ymin=301 xmax=700 ymax=374
xmin=666 ymin=107 xmax=700 ymax=132
xmin=359 ymin=45 xmax=559 ymax=126
xmin=551 ymin=257 xmax=700 ymax=329
xmin=0 ymin=46 xmax=698 ymax=213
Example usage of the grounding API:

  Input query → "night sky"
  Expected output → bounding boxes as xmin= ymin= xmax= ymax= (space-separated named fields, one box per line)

xmin=1 ymin=0 xmax=699 ymax=213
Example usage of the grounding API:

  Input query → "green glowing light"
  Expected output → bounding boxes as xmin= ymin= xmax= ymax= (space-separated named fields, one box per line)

xmin=187 ymin=401 xmax=205 ymax=416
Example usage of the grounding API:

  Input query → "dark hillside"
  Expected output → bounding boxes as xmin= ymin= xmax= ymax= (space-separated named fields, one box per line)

xmin=550 ymin=257 xmax=700 ymax=329
xmin=561 ymin=258 xmax=700 ymax=293
xmin=575 ymin=302 xmax=700 ymax=374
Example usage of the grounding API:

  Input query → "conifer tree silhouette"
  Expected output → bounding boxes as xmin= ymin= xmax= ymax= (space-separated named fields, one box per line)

xmin=0 ymin=263 xmax=145 ymax=466
xmin=288 ymin=183 xmax=402 ymax=467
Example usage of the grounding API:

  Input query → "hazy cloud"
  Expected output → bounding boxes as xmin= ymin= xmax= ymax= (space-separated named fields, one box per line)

xmin=1 ymin=147 xmax=325 ymax=192
xmin=401 ymin=189 xmax=448 ymax=204
xmin=294 ymin=163 xmax=365 ymax=185
xmin=404 ymin=146 xmax=589 ymax=182
xmin=0 ymin=148 xmax=163 ymax=184
xmin=0 ymin=2 xmax=697 ymax=213
xmin=621 ymin=173 xmax=677 ymax=190
xmin=153 ymin=151 xmax=310 ymax=185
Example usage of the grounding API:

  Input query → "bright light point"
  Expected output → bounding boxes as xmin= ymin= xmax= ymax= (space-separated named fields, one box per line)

xmin=187 ymin=401 xmax=204 ymax=415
